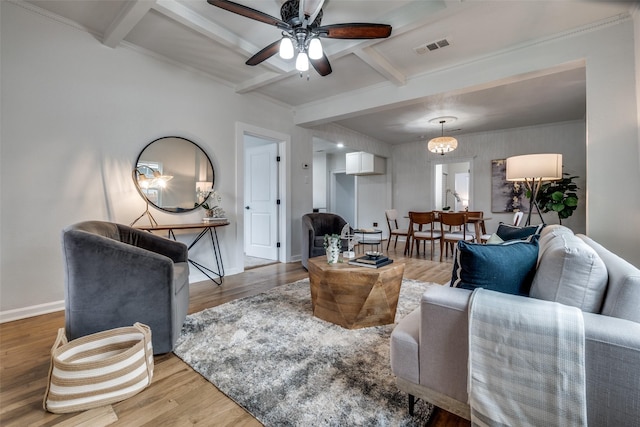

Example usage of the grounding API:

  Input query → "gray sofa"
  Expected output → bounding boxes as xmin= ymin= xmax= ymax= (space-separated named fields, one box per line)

xmin=390 ymin=225 xmax=640 ymax=424
xmin=62 ymin=220 xmax=190 ymax=354
xmin=301 ymin=213 xmax=348 ymax=270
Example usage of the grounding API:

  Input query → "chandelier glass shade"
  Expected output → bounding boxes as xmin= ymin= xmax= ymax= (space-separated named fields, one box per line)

xmin=428 ymin=119 xmax=458 ymax=155
xmin=279 ymin=34 xmax=323 ymax=71
xmin=428 ymin=136 xmax=458 ymax=155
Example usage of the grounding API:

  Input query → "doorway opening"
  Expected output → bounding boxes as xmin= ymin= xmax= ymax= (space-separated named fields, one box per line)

xmin=434 ymin=160 xmax=472 ymax=211
xmin=238 ymin=125 xmax=290 ymax=272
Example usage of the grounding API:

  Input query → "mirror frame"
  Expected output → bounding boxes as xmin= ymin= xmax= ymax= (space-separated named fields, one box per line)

xmin=134 ymin=136 xmax=215 ymax=213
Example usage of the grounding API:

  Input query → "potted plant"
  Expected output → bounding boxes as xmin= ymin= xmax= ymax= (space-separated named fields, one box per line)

xmin=201 ymin=190 xmax=225 ymax=218
xmin=535 ymin=173 xmax=579 ymax=224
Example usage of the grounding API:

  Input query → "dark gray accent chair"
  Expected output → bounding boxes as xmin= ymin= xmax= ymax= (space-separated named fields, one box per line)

xmin=301 ymin=213 xmax=348 ymax=270
xmin=62 ymin=221 xmax=190 ymax=354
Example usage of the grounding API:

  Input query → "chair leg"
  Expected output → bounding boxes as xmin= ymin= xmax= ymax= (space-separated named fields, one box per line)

xmin=386 ymin=235 xmax=391 ymax=250
xmin=394 ymin=235 xmax=398 ymax=249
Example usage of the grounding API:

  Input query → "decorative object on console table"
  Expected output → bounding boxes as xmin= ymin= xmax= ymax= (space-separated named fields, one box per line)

xmin=506 ymin=153 xmax=563 ymax=226
xmin=324 ymin=233 xmax=341 ymax=264
xmin=201 ymin=190 xmax=225 ymax=219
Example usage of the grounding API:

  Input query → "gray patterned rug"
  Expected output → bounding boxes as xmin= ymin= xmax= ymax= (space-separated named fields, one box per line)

xmin=174 ymin=278 xmax=436 ymax=426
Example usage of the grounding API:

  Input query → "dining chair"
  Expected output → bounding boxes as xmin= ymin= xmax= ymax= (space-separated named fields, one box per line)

xmin=439 ymin=212 xmax=474 ymax=261
xmin=407 ymin=211 xmax=441 ymax=260
xmin=385 ymin=209 xmax=410 ymax=253
xmin=466 ymin=211 xmax=491 ymax=243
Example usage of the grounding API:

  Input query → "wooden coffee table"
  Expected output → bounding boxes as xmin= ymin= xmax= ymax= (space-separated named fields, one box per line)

xmin=307 ymin=256 xmax=405 ymax=329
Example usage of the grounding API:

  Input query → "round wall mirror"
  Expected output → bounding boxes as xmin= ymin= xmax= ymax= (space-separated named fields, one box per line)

xmin=134 ymin=136 xmax=214 ymax=213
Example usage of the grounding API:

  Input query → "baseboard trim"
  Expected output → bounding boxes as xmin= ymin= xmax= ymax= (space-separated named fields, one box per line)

xmin=0 ymin=300 xmax=65 ymax=323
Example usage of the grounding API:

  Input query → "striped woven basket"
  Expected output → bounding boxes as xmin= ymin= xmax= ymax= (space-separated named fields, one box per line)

xmin=43 ymin=322 xmax=154 ymax=414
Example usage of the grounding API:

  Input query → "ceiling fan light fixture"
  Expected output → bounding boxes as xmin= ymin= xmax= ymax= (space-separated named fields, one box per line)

xmin=296 ymin=51 xmax=309 ymax=71
xmin=279 ymin=36 xmax=294 ymax=59
xmin=308 ymin=37 xmax=323 ymax=60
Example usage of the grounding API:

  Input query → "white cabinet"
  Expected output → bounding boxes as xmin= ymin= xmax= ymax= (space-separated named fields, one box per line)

xmin=345 ymin=152 xmax=385 ymax=175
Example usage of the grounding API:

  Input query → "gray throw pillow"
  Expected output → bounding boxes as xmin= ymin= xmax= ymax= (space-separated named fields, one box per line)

xmin=530 ymin=233 xmax=607 ymax=313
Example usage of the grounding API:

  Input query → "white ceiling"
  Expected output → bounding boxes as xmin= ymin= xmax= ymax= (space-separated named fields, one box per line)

xmin=23 ymin=0 xmax=636 ymax=144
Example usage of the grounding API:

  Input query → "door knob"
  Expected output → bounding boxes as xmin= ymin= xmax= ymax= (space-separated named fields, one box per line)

xmin=245 ymin=206 xmax=250 ymax=210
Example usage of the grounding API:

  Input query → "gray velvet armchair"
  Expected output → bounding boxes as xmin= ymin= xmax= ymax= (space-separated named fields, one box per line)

xmin=301 ymin=213 xmax=348 ymax=270
xmin=62 ymin=221 xmax=190 ymax=354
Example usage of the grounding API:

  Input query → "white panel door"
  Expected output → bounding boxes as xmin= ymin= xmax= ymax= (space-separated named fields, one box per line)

xmin=245 ymin=143 xmax=278 ymax=259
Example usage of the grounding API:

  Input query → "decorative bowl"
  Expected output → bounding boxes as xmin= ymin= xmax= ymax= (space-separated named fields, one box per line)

xmin=365 ymin=251 xmax=383 ymax=259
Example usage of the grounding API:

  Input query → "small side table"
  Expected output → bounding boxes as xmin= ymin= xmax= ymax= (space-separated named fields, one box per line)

xmin=354 ymin=229 xmax=383 ymax=253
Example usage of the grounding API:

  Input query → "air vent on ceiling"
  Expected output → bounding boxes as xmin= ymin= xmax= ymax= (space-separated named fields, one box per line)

xmin=414 ymin=38 xmax=451 ymax=55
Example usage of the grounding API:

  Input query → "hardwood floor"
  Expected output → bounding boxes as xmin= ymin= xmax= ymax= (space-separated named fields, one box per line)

xmin=0 ymin=246 xmax=469 ymax=426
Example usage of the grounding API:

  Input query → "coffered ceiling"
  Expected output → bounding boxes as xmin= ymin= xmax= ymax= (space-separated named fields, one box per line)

xmin=23 ymin=0 xmax=636 ymax=143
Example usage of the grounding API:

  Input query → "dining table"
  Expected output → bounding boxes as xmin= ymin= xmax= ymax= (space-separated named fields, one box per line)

xmin=405 ymin=211 xmax=491 ymax=244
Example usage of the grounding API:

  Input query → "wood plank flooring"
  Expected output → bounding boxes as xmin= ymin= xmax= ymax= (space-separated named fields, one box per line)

xmin=0 ymin=245 xmax=469 ymax=426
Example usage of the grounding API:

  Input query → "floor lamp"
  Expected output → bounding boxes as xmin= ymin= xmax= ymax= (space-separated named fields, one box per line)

xmin=506 ymin=153 xmax=562 ymax=226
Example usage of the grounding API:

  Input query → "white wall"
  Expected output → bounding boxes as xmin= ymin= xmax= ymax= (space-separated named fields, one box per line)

xmin=392 ymin=120 xmax=587 ymax=236
xmin=0 ymin=2 xmax=315 ymax=316
xmin=312 ymin=152 xmax=327 ymax=210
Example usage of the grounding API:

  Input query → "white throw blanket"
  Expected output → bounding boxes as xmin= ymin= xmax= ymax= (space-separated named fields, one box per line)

xmin=468 ymin=289 xmax=587 ymax=427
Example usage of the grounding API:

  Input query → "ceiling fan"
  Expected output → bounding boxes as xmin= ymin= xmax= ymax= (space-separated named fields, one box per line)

xmin=207 ymin=0 xmax=392 ymax=76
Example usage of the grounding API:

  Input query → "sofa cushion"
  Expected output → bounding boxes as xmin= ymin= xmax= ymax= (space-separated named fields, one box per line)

xmin=451 ymin=238 xmax=539 ymax=295
xmin=530 ymin=233 xmax=607 ymax=313
xmin=537 ymin=224 xmax=575 ymax=263
xmin=495 ymin=223 xmax=543 ymax=241
xmin=578 ymin=234 xmax=640 ymax=323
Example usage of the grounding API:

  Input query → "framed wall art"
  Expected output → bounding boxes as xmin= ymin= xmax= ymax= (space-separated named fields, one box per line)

xmin=491 ymin=159 xmax=529 ymax=213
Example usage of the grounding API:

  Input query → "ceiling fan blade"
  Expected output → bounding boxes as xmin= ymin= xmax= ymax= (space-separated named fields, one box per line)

xmin=310 ymin=54 xmax=332 ymax=76
xmin=208 ymin=0 xmax=289 ymax=29
xmin=317 ymin=23 xmax=392 ymax=39
xmin=245 ymin=40 xmax=281 ymax=66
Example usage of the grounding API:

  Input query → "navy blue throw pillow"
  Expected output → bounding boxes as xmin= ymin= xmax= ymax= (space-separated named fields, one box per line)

xmin=451 ymin=238 xmax=539 ymax=296
xmin=495 ymin=223 xmax=543 ymax=241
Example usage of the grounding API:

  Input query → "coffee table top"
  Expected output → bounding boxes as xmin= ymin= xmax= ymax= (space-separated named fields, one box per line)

xmin=308 ymin=256 xmax=404 ymax=273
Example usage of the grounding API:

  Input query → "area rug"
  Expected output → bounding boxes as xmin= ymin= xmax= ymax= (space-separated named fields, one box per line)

xmin=174 ymin=278 xmax=436 ymax=426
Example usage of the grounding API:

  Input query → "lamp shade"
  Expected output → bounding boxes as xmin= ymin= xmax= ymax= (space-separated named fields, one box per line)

xmin=506 ymin=153 xmax=562 ymax=181
xmin=427 ymin=136 xmax=458 ymax=155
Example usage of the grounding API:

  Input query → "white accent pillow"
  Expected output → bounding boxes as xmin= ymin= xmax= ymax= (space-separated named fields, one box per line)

xmin=530 ymin=233 xmax=607 ymax=313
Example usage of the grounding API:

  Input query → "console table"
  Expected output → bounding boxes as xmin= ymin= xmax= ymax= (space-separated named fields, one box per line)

xmin=137 ymin=221 xmax=229 ymax=285
xmin=353 ymin=229 xmax=383 ymax=253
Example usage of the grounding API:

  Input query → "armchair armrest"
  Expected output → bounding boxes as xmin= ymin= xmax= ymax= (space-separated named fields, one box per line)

xmin=419 ymin=285 xmax=472 ymax=404
xmin=582 ymin=312 xmax=640 ymax=425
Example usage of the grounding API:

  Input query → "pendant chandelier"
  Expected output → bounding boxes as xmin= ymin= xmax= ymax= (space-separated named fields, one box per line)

xmin=428 ymin=117 xmax=458 ymax=155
